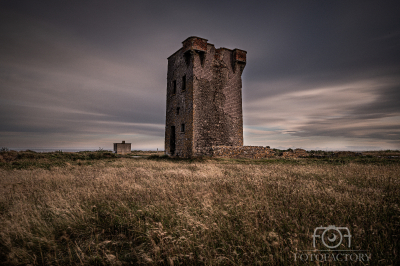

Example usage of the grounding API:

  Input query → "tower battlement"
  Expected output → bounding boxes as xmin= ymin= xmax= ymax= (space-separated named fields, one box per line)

xmin=182 ymin=36 xmax=208 ymax=53
xmin=165 ymin=37 xmax=246 ymax=157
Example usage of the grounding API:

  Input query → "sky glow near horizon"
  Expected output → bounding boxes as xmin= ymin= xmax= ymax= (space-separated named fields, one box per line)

xmin=1 ymin=1 xmax=399 ymax=151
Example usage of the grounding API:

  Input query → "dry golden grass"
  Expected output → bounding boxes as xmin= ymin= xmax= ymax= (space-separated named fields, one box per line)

xmin=0 ymin=156 xmax=399 ymax=265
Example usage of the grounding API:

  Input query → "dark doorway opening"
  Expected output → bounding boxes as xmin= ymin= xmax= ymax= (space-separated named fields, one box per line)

xmin=170 ymin=126 xmax=175 ymax=155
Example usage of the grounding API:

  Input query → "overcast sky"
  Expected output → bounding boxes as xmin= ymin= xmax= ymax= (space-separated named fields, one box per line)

xmin=1 ymin=0 xmax=399 ymax=151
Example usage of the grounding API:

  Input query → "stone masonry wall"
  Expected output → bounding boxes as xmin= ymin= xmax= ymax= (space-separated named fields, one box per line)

xmin=192 ymin=43 xmax=246 ymax=156
xmin=210 ymin=146 xmax=275 ymax=159
xmin=165 ymin=42 xmax=195 ymax=158
xmin=282 ymin=148 xmax=308 ymax=158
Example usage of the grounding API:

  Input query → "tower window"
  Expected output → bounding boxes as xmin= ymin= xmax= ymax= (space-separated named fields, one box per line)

xmin=181 ymin=123 xmax=185 ymax=133
xmin=173 ymin=80 xmax=176 ymax=94
xmin=176 ymin=107 xmax=180 ymax=115
xmin=182 ymin=75 xmax=186 ymax=91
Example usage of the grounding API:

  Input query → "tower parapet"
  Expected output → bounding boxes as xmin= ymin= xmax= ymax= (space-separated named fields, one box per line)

xmin=233 ymin=48 xmax=247 ymax=62
xmin=182 ymin=36 xmax=208 ymax=53
xmin=232 ymin=48 xmax=247 ymax=73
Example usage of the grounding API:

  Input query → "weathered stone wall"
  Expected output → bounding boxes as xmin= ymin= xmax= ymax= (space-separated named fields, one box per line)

xmin=210 ymin=146 xmax=275 ymax=159
xmin=164 ymin=42 xmax=195 ymax=158
xmin=192 ymin=46 xmax=245 ymax=156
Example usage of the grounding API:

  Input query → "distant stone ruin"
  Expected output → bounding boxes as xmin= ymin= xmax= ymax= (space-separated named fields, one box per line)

xmin=113 ymin=140 xmax=131 ymax=155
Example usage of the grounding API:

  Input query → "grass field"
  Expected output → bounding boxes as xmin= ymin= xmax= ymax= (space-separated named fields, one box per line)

xmin=0 ymin=150 xmax=399 ymax=265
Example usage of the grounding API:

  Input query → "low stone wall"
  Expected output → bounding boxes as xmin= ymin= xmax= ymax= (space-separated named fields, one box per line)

xmin=210 ymin=146 xmax=275 ymax=159
xmin=282 ymin=149 xmax=308 ymax=158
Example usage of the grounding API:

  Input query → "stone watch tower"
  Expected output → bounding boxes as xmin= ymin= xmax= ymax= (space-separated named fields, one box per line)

xmin=165 ymin=36 xmax=246 ymax=157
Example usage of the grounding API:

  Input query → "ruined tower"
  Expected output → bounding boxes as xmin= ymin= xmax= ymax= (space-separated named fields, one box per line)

xmin=165 ymin=37 xmax=246 ymax=157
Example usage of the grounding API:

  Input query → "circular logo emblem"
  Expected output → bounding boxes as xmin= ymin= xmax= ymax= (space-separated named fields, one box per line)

xmin=321 ymin=227 xmax=343 ymax=249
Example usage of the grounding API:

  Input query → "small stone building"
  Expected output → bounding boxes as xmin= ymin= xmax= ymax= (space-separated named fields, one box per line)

xmin=165 ymin=37 xmax=246 ymax=157
xmin=113 ymin=141 xmax=131 ymax=155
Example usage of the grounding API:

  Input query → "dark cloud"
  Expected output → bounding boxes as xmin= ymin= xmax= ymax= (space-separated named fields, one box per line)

xmin=294 ymin=119 xmax=400 ymax=140
xmin=1 ymin=0 xmax=399 ymax=150
xmin=350 ymin=85 xmax=400 ymax=118
xmin=286 ymin=83 xmax=400 ymax=143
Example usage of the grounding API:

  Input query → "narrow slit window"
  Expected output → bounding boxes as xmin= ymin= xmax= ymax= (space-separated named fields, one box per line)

xmin=182 ymin=75 xmax=186 ymax=91
xmin=173 ymin=80 xmax=176 ymax=94
xmin=181 ymin=123 xmax=185 ymax=133
xmin=176 ymin=107 xmax=180 ymax=115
